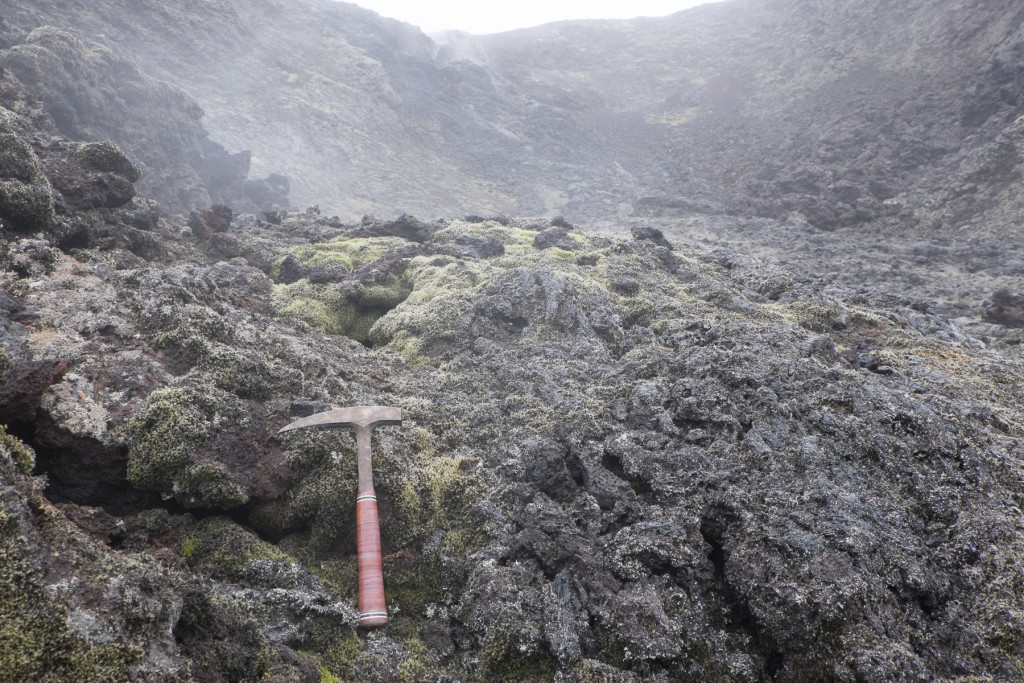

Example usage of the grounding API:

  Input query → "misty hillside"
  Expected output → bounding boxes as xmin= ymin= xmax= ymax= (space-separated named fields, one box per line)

xmin=0 ymin=0 xmax=1023 ymax=681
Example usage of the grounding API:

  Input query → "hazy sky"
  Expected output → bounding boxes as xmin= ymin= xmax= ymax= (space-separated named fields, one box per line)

xmin=347 ymin=1 xmax=724 ymax=35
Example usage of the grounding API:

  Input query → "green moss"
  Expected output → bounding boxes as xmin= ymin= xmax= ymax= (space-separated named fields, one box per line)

xmin=367 ymin=257 xmax=487 ymax=353
xmin=273 ymin=272 xmax=413 ymax=344
xmin=74 ymin=141 xmax=142 ymax=182
xmin=319 ymin=666 xmax=343 ymax=683
xmin=307 ymin=556 xmax=359 ymax=606
xmin=432 ymin=220 xmax=535 ymax=247
xmin=176 ymin=516 xmax=287 ymax=581
xmin=275 ymin=288 xmax=346 ymax=334
xmin=0 ymin=109 xmax=18 ymax=135
xmin=126 ymin=386 xmax=208 ymax=493
xmin=0 ymin=123 xmax=53 ymax=233
xmin=319 ymin=630 xmax=362 ymax=680
xmin=481 ymin=627 xmax=556 ymax=679
xmin=0 ymin=134 xmax=44 ymax=183
xmin=174 ymin=587 xmax=278 ymax=680
xmin=0 ymin=425 xmax=35 ymax=475
xmin=289 ymin=236 xmax=404 ymax=271
xmin=174 ymin=462 xmax=249 ymax=509
xmin=290 ymin=467 xmax=358 ymax=553
xmin=305 ymin=251 xmax=354 ymax=271
xmin=546 ymin=246 xmax=578 ymax=262
xmin=385 ymin=562 xmax=442 ymax=619
xmin=383 ymin=456 xmax=485 ymax=552
xmin=0 ymin=178 xmax=54 ymax=232
xmin=0 ymin=543 xmax=139 ymax=681
xmin=180 ymin=536 xmax=199 ymax=560
xmin=125 ymin=384 xmax=243 ymax=498
xmin=196 ymin=344 xmax=273 ymax=399
xmin=397 ymin=636 xmax=443 ymax=683
xmin=145 ymin=303 xmax=232 ymax=349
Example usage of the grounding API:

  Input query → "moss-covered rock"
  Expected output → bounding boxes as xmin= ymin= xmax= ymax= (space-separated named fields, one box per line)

xmin=0 ymin=110 xmax=54 ymax=232
xmin=74 ymin=141 xmax=142 ymax=182
xmin=0 ymin=425 xmax=35 ymax=475
xmin=174 ymin=462 xmax=249 ymax=509
xmin=196 ymin=342 xmax=274 ymax=400
xmin=125 ymin=386 xmax=208 ymax=493
xmin=0 ymin=460 xmax=140 ymax=681
xmin=273 ymin=268 xmax=413 ymax=344
xmin=0 ymin=543 xmax=140 ymax=682
xmin=125 ymin=383 xmax=247 ymax=507
xmin=0 ymin=178 xmax=55 ymax=232
xmin=0 ymin=134 xmax=45 ymax=184
xmin=177 ymin=516 xmax=287 ymax=581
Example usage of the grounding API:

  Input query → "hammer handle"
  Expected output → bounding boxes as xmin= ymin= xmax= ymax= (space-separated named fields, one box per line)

xmin=356 ymin=494 xmax=387 ymax=628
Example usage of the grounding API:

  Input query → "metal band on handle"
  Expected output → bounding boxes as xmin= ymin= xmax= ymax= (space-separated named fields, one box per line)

xmin=356 ymin=495 xmax=387 ymax=628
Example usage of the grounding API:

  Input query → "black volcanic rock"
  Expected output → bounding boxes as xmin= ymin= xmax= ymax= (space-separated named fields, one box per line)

xmin=630 ymin=225 xmax=673 ymax=250
xmin=243 ymin=172 xmax=290 ymax=210
xmin=983 ymin=288 xmax=1024 ymax=328
xmin=454 ymin=234 xmax=505 ymax=258
xmin=533 ymin=227 xmax=579 ymax=250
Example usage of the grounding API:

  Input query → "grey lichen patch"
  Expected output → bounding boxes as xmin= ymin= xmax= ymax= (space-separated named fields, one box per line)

xmin=177 ymin=516 xmax=286 ymax=581
xmin=74 ymin=141 xmax=143 ymax=182
xmin=39 ymin=374 xmax=111 ymax=442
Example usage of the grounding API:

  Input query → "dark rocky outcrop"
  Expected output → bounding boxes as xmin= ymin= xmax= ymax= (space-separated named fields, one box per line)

xmin=984 ymin=288 xmax=1024 ymax=328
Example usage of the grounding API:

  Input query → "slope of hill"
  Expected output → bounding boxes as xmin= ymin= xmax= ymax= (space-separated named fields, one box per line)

xmin=4 ymin=0 xmax=1023 ymax=227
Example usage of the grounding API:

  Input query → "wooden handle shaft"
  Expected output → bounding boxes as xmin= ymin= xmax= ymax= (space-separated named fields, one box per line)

xmin=356 ymin=494 xmax=387 ymax=628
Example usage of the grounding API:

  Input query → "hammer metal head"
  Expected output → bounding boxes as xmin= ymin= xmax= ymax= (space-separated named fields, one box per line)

xmin=278 ymin=406 xmax=402 ymax=433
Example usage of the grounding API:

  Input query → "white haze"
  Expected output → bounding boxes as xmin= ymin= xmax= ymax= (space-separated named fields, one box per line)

xmin=346 ymin=0 xmax=726 ymax=35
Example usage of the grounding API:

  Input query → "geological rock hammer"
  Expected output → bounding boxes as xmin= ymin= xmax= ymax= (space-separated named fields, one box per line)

xmin=279 ymin=405 xmax=402 ymax=628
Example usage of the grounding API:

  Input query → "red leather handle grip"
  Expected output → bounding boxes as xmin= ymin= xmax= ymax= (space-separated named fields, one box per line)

xmin=356 ymin=494 xmax=387 ymax=628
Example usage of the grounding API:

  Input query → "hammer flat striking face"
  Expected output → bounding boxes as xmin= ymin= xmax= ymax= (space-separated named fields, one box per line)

xmin=279 ymin=406 xmax=402 ymax=628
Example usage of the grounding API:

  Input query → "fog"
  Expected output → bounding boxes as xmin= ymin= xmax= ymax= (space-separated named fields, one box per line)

xmin=344 ymin=0 xmax=726 ymax=34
